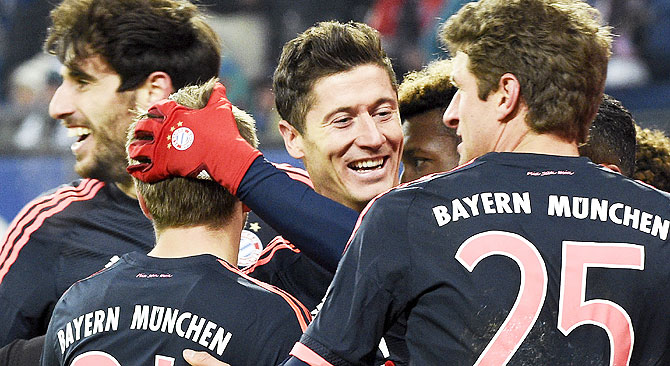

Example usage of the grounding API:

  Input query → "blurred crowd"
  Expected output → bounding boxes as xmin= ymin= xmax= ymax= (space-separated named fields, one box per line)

xmin=1 ymin=0 xmax=669 ymax=154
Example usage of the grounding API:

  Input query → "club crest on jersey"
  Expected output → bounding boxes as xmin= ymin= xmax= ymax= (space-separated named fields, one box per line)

xmin=238 ymin=230 xmax=263 ymax=267
xmin=168 ymin=121 xmax=194 ymax=150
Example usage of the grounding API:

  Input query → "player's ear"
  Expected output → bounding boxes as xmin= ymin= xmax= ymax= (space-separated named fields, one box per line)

xmin=278 ymin=120 xmax=305 ymax=159
xmin=495 ymin=72 xmax=521 ymax=122
xmin=135 ymin=71 xmax=174 ymax=110
xmin=602 ymin=163 xmax=622 ymax=174
xmin=136 ymin=192 xmax=153 ymax=221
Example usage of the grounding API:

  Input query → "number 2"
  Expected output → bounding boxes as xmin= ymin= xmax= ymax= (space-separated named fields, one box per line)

xmin=456 ymin=231 xmax=644 ymax=366
xmin=71 ymin=351 xmax=175 ymax=366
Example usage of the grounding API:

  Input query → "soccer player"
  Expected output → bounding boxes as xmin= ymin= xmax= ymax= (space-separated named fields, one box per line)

xmin=0 ymin=0 xmax=221 ymax=348
xmin=398 ymin=58 xmax=459 ymax=183
xmin=41 ymin=79 xmax=310 ymax=366
xmin=130 ymin=20 xmax=403 ymax=312
xmin=579 ymin=94 xmax=637 ymax=177
xmin=128 ymin=20 xmax=406 ymax=365
xmin=279 ymin=0 xmax=670 ymax=364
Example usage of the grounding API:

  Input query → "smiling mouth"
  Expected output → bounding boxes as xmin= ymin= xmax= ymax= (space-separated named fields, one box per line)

xmin=348 ymin=157 xmax=387 ymax=172
xmin=67 ymin=127 xmax=92 ymax=142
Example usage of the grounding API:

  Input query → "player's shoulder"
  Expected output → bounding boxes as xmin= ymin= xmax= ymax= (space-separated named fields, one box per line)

xmin=14 ymin=178 xmax=107 ymax=222
xmin=272 ymin=162 xmax=313 ymax=188
xmin=59 ymin=252 xmax=127 ymax=295
xmin=0 ymin=179 xmax=107 ymax=256
xmin=242 ymin=236 xmax=299 ymax=275
xmin=216 ymin=258 xmax=312 ymax=327
xmin=36 ymin=178 xmax=106 ymax=201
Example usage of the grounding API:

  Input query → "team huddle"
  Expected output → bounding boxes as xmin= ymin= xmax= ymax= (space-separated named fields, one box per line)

xmin=1 ymin=0 xmax=670 ymax=365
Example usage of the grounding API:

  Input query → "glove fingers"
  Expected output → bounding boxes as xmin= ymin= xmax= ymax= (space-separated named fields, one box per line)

xmin=134 ymin=117 xmax=164 ymax=137
xmin=127 ymin=140 xmax=154 ymax=161
xmin=151 ymin=99 xmax=184 ymax=117
xmin=126 ymin=162 xmax=150 ymax=175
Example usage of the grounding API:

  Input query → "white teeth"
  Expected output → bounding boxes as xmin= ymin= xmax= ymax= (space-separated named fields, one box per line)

xmin=351 ymin=158 xmax=384 ymax=170
xmin=67 ymin=127 xmax=92 ymax=137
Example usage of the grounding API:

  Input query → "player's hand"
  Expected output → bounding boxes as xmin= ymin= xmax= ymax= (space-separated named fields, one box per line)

xmin=183 ymin=349 xmax=231 ymax=366
xmin=127 ymin=82 xmax=261 ymax=195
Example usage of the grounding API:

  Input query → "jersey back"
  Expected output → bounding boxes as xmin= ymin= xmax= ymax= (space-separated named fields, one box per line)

xmin=300 ymin=153 xmax=670 ymax=365
xmin=42 ymin=252 xmax=310 ymax=366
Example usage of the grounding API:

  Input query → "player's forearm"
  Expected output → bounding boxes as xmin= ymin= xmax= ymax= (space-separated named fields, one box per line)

xmin=237 ymin=157 xmax=359 ymax=272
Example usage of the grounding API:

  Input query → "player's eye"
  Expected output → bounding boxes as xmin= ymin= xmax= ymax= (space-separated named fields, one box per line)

xmin=372 ymin=107 xmax=396 ymax=123
xmin=414 ymin=157 xmax=429 ymax=170
xmin=403 ymin=156 xmax=429 ymax=170
xmin=331 ymin=115 xmax=353 ymax=128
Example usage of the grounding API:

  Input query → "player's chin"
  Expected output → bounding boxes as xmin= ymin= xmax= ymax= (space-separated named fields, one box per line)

xmin=353 ymin=180 xmax=395 ymax=202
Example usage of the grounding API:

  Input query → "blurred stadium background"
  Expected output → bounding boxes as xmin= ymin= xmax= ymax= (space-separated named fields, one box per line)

xmin=1 ymin=0 xmax=669 ymax=232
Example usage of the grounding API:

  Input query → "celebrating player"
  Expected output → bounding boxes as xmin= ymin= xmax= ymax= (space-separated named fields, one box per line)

xmin=41 ymin=79 xmax=310 ymax=366
xmin=0 ymin=0 xmax=220 ymax=348
xmin=129 ymin=20 xmax=410 ymax=365
xmin=281 ymin=0 xmax=670 ymax=364
xmin=398 ymin=58 xmax=460 ymax=183
xmin=129 ymin=20 xmax=403 ymax=313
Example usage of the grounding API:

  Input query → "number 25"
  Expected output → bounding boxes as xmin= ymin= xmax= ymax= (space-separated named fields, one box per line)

xmin=456 ymin=231 xmax=644 ymax=366
xmin=71 ymin=351 xmax=175 ymax=366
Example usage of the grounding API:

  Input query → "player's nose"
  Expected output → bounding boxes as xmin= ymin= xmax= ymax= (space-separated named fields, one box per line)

xmin=356 ymin=113 xmax=386 ymax=148
xmin=49 ymin=83 xmax=76 ymax=120
xmin=443 ymin=91 xmax=460 ymax=129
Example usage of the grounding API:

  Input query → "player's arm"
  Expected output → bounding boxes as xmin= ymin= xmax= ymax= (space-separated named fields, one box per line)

xmin=128 ymin=83 xmax=358 ymax=272
xmin=0 ymin=210 xmax=60 ymax=347
xmin=41 ymin=299 xmax=65 ymax=366
xmin=236 ymin=157 xmax=358 ymax=271
xmin=0 ymin=335 xmax=45 ymax=366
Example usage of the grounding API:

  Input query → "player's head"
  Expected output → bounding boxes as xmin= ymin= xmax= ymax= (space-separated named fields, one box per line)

xmin=45 ymin=0 xmax=221 ymax=186
xmin=440 ymin=0 xmax=612 ymax=164
xmin=129 ymin=78 xmax=258 ymax=232
xmin=398 ymin=58 xmax=459 ymax=183
xmin=273 ymin=21 xmax=403 ymax=212
xmin=633 ymin=126 xmax=670 ymax=192
xmin=579 ymin=95 xmax=636 ymax=177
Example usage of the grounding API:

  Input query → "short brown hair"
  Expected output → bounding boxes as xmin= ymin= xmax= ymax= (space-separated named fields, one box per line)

xmin=45 ymin=0 xmax=221 ymax=91
xmin=398 ymin=58 xmax=456 ymax=121
xmin=273 ymin=20 xmax=397 ymax=133
xmin=440 ymin=0 xmax=612 ymax=143
xmin=129 ymin=78 xmax=258 ymax=231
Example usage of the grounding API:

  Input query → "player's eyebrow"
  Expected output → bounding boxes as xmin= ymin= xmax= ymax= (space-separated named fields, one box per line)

xmin=323 ymin=97 xmax=398 ymax=121
xmin=64 ymin=64 xmax=95 ymax=83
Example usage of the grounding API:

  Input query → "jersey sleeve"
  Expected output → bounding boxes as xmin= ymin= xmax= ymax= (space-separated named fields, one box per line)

xmin=288 ymin=191 xmax=412 ymax=365
xmin=0 ymin=202 xmax=61 ymax=347
xmin=237 ymin=157 xmax=359 ymax=273
xmin=41 ymin=323 xmax=61 ymax=366
xmin=0 ymin=335 xmax=45 ymax=366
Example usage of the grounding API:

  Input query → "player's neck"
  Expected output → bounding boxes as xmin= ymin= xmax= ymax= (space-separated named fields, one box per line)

xmin=149 ymin=223 xmax=242 ymax=266
xmin=115 ymin=181 xmax=137 ymax=199
xmin=495 ymin=117 xmax=579 ymax=157
xmin=511 ymin=132 xmax=579 ymax=157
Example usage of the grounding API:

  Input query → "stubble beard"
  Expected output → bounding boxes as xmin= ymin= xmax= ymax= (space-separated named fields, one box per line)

xmin=75 ymin=95 xmax=135 ymax=186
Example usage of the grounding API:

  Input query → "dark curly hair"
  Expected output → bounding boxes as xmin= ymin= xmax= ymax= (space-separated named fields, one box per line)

xmin=398 ymin=59 xmax=456 ymax=121
xmin=634 ymin=125 xmax=670 ymax=192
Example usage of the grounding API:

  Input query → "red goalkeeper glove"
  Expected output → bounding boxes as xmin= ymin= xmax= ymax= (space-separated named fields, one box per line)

xmin=127 ymin=82 xmax=261 ymax=195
